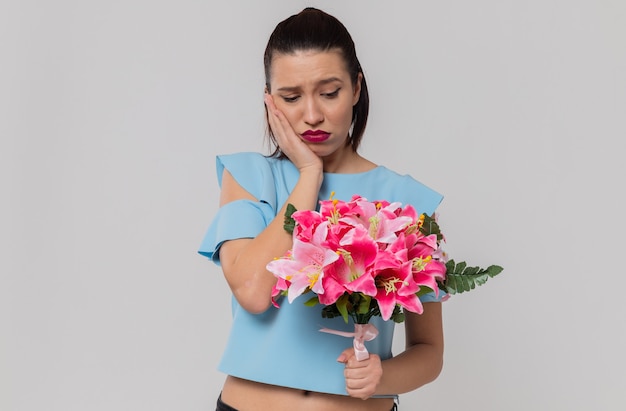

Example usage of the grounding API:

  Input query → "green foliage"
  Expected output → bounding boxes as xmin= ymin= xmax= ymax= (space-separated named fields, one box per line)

xmin=304 ymin=296 xmax=319 ymax=307
xmin=419 ymin=213 xmax=504 ymax=296
xmin=357 ymin=295 xmax=371 ymax=315
xmin=336 ymin=294 xmax=349 ymax=323
xmin=283 ymin=203 xmax=298 ymax=234
xmin=320 ymin=292 xmax=406 ymax=324
xmin=416 ymin=285 xmax=435 ymax=297
xmin=419 ymin=213 xmax=444 ymax=242
xmin=439 ymin=259 xmax=504 ymax=295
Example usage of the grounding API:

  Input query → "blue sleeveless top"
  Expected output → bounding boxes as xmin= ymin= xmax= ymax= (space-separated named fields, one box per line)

xmin=198 ymin=152 xmax=444 ymax=396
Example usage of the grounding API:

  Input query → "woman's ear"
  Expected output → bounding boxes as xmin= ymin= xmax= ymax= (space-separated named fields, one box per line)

xmin=352 ymin=73 xmax=363 ymax=106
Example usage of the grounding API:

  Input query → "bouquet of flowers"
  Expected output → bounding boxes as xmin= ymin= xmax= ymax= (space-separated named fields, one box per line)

xmin=266 ymin=194 xmax=503 ymax=360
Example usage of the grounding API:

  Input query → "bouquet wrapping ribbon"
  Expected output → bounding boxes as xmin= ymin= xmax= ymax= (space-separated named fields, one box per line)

xmin=320 ymin=323 xmax=379 ymax=361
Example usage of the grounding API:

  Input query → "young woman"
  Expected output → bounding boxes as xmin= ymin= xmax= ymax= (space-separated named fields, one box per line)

xmin=199 ymin=8 xmax=445 ymax=411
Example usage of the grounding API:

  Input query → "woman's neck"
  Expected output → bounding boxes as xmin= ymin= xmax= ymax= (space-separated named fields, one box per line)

xmin=321 ymin=149 xmax=377 ymax=174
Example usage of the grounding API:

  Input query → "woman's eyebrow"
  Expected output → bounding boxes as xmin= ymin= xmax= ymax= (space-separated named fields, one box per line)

xmin=317 ymin=77 xmax=343 ymax=86
xmin=276 ymin=85 xmax=301 ymax=93
xmin=276 ymin=77 xmax=344 ymax=92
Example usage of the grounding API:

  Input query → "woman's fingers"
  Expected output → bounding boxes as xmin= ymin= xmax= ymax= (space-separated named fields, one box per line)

xmin=265 ymin=94 xmax=298 ymax=150
xmin=264 ymin=94 xmax=285 ymax=140
xmin=339 ymin=348 xmax=383 ymax=400
xmin=264 ymin=93 xmax=321 ymax=172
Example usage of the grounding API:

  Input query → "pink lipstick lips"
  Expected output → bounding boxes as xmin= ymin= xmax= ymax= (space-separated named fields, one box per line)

xmin=301 ymin=129 xmax=330 ymax=143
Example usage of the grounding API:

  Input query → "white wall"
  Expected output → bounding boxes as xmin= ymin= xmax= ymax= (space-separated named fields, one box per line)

xmin=2 ymin=1 xmax=625 ymax=410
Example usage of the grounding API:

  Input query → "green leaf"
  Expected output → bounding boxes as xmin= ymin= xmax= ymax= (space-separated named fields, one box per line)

xmin=416 ymin=286 xmax=434 ymax=297
xmin=357 ymin=294 xmax=371 ymax=315
xmin=336 ymin=294 xmax=350 ymax=323
xmin=304 ymin=296 xmax=319 ymax=307
xmin=445 ymin=259 xmax=455 ymax=273
xmin=420 ymin=213 xmax=444 ymax=243
xmin=390 ymin=306 xmax=405 ymax=323
xmin=321 ymin=306 xmax=340 ymax=319
xmin=461 ymin=265 xmax=479 ymax=276
xmin=455 ymin=261 xmax=467 ymax=273
xmin=443 ymin=260 xmax=504 ymax=295
xmin=283 ymin=203 xmax=298 ymax=234
xmin=487 ymin=265 xmax=504 ymax=277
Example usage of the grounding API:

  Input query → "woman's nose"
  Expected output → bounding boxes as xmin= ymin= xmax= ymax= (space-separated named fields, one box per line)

xmin=303 ymin=98 xmax=324 ymax=126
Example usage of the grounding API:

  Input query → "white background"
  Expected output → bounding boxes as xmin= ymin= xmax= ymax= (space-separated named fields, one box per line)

xmin=2 ymin=1 xmax=625 ymax=410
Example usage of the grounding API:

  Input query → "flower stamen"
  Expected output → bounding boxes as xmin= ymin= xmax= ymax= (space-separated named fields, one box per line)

xmin=376 ymin=276 xmax=404 ymax=295
xmin=412 ymin=255 xmax=432 ymax=272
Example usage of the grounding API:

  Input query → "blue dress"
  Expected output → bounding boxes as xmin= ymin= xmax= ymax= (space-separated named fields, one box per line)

xmin=198 ymin=152 xmax=444 ymax=397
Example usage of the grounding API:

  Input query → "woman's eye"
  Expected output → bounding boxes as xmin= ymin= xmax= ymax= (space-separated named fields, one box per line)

xmin=322 ymin=88 xmax=341 ymax=98
xmin=281 ymin=95 xmax=300 ymax=103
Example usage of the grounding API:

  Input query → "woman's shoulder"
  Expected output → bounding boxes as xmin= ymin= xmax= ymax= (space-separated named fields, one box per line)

xmin=217 ymin=151 xmax=269 ymax=167
xmin=216 ymin=151 xmax=292 ymax=170
xmin=375 ymin=165 xmax=444 ymax=215
xmin=215 ymin=151 xmax=297 ymax=205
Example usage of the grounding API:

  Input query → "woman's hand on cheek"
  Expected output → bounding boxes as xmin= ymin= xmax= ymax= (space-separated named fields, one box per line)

xmin=337 ymin=348 xmax=383 ymax=400
xmin=264 ymin=93 xmax=322 ymax=174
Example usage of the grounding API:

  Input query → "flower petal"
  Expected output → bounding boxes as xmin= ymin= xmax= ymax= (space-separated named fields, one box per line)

xmin=375 ymin=289 xmax=397 ymax=321
xmin=396 ymin=293 xmax=424 ymax=315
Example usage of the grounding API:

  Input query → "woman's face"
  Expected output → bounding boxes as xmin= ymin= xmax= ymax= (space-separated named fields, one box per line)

xmin=268 ymin=49 xmax=361 ymax=160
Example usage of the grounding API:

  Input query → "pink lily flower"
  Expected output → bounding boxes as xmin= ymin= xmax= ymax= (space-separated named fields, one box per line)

xmin=266 ymin=236 xmax=339 ymax=303
xmin=396 ymin=204 xmax=420 ymax=225
xmin=342 ymin=198 xmax=413 ymax=244
xmin=318 ymin=226 xmax=379 ymax=304
xmin=402 ymin=232 xmax=446 ymax=296
xmin=412 ymin=258 xmax=446 ymax=297
xmin=292 ymin=209 xmax=325 ymax=241
xmin=270 ymin=277 xmax=290 ymax=308
xmin=372 ymin=259 xmax=423 ymax=320
xmin=319 ymin=196 xmax=354 ymax=224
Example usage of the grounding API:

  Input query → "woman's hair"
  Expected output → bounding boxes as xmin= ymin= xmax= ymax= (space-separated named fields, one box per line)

xmin=263 ymin=7 xmax=370 ymax=157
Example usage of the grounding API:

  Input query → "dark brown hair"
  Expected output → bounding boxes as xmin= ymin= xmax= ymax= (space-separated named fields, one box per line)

xmin=263 ymin=7 xmax=370 ymax=157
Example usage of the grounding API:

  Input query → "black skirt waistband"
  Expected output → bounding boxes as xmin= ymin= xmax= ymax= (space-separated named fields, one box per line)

xmin=216 ymin=393 xmax=239 ymax=411
xmin=216 ymin=392 xmax=398 ymax=410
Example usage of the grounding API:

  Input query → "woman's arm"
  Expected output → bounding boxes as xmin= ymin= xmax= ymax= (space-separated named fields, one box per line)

xmin=339 ymin=302 xmax=444 ymax=399
xmin=217 ymin=94 xmax=323 ymax=314
xmin=380 ymin=302 xmax=444 ymax=393
xmin=218 ymin=169 xmax=321 ymax=314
